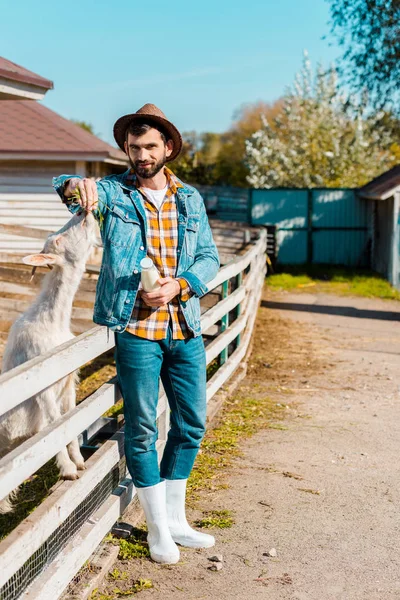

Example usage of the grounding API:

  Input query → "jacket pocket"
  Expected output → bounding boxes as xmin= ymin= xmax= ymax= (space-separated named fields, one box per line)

xmin=107 ymin=202 xmax=141 ymax=247
xmin=185 ymin=215 xmax=200 ymax=257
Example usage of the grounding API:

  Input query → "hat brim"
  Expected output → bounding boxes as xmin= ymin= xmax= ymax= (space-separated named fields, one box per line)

xmin=113 ymin=113 xmax=182 ymax=163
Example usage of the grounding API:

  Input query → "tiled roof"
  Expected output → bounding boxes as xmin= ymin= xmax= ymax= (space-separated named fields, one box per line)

xmin=0 ymin=100 xmax=127 ymax=161
xmin=0 ymin=57 xmax=53 ymax=90
xmin=359 ymin=165 xmax=400 ymax=200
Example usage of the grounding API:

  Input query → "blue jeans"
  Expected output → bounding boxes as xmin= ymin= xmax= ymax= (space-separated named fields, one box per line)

xmin=114 ymin=325 xmax=207 ymax=488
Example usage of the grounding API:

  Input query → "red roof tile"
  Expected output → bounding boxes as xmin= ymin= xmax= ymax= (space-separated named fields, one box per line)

xmin=0 ymin=100 xmax=127 ymax=161
xmin=0 ymin=57 xmax=53 ymax=90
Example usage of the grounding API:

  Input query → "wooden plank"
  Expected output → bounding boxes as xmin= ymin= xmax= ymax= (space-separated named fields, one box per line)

xmin=0 ymin=379 xmax=121 ymax=503
xmin=0 ymin=217 xmax=66 ymax=226
xmin=206 ymin=266 xmax=266 ymax=400
xmin=0 ymin=297 xmax=94 ymax=321
xmin=0 ymin=237 xmax=266 ymax=418
xmin=0 ymin=194 xmax=59 ymax=201
xmin=0 ymin=233 xmax=267 ymax=600
xmin=219 ymin=280 xmax=229 ymax=366
xmin=0 ymin=326 xmax=114 ymax=418
xmin=0 ymin=430 xmax=125 ymax=587
xmin=21 ymin=444 xmax=170 ymax=600
xmin=0 ymin=252 xmax=38 ymax=264
xmin=0 ymin=281 xmax=95 ymax=304
xmin=207 ymin=230 xmax=266 ymax=291
xmin=200 ymin=285 xmax=246 ymax=332
xmin=20 ymin=478 xmax=135 ymax=600
xmin=0 ymin=223 xmax=54 ymax=240
xmin=0 ymin=201 xmax=63 ymax=210
xmin=0 ymin=177 xmax=57 ymax=186
xmin=205 ymin=314 xmax=247 ymax=365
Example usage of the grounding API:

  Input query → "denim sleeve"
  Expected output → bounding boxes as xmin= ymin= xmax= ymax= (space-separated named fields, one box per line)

xmin=179 ymin=194 xmax=220 ymax=298
xmin=52 ymin=174 xmax=113 ymax=223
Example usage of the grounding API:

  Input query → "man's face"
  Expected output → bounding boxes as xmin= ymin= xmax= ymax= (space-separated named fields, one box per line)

xmin=124 ymin=128 xmax=173 ymax=179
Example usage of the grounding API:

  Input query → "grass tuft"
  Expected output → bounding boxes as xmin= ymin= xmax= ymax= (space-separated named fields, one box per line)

xmin=186 ymin=390 xmax=286 ymax=508
xmin=104 ymin=532 xmax=150 ymax=560
xmin=267 ymin=266 xmax=400 ymax=300
xmin=194 ymin=509 xmax=235 ymax=529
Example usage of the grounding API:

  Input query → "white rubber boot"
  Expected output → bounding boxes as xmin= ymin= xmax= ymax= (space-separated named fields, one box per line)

xmin=166 ymin=478 xmax=215 ymax=548
xmin=136 ymin=480 xmax=180 ymax=564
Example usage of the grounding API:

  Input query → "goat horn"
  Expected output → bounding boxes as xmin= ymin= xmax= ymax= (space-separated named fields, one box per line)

xmin=29 ymin=266 xmax=37 ymax=282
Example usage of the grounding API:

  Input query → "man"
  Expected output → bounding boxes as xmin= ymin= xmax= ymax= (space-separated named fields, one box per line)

xmin=53 ymin=104 xmax=220 ymax=564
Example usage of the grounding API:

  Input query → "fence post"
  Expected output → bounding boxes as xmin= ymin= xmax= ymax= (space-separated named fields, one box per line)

xmin=234 ymin=271 xmax=243 ymax=349
xmin=219 ymin=280 xmax=229 ymax=365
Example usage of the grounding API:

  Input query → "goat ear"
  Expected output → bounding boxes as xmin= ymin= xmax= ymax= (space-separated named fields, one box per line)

xmin=22 ymin=253 xmax=63 ymax=267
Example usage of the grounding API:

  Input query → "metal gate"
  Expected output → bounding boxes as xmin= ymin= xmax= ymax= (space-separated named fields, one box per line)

xmin=250 ymin=188 xmax=372 ymax=266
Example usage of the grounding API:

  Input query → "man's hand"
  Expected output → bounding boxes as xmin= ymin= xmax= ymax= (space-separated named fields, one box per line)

xmin=141 ymin=277 xmax=181 ymax=307
xmin=65 ymin=177 xmax=98 ymax=212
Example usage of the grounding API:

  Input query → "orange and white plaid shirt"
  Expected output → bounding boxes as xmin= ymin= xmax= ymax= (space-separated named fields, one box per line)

xmin=126 ymin=167 xmax=193 ymax=341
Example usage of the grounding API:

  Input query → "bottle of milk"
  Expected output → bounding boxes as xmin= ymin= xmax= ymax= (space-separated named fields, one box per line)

xmin=140 ymin=257 xmax=162 ymax=292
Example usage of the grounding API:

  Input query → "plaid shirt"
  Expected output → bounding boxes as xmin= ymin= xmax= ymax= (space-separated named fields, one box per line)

xmin=126 ymin=167 xmax=193 ymax=340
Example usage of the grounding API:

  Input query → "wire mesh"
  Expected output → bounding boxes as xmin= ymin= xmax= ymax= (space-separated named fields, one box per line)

xmin=0 ymin=456 xmax=126 ymax=600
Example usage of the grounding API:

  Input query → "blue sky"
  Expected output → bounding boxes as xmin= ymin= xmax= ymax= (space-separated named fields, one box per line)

xmin=1 ymin=0 xmax=340 ymax=145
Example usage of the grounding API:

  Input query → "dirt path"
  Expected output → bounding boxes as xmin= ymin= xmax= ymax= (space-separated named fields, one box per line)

xmin=92 ymin=286 xmax=400 ymax=600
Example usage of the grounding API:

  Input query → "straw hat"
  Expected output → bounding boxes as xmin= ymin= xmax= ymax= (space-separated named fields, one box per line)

xmin=113 ymin=103 xmax=182 ymax=162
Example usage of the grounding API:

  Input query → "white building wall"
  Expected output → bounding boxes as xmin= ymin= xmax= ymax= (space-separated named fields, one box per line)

xmin=0 ymin=160 xmax=86 ymax=254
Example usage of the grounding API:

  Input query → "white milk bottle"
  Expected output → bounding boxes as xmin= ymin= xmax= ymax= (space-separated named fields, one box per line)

xmin=140 ymin=257 xmax=162 ymax=292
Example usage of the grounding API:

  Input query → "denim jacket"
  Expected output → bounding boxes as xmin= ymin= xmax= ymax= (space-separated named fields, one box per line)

xmin=52 ymin=170 xmax=220 ymax=337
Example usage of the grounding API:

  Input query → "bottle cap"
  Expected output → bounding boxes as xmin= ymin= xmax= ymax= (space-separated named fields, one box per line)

xmin=140 ymin=257 xmax=153 ymax=270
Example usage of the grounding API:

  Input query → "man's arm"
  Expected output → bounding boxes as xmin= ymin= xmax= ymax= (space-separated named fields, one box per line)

xmin=178 ymin=195 xmax=220 ymax=298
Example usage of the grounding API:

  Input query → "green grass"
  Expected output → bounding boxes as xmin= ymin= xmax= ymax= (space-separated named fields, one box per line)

xmin=267 ymin=266 xmax=400 ymax=300
xmin=186 ymin=391 xmax=286 ymax=508
xmin=89 ymin=578 xmax=153 ymax=599
xmin=194 ymin=509 xmax=235 ymax=529
xmin=104 ymin=530 xmax=150 ymax=560
xmin=0 ymin=459 xmax=60 ymax=540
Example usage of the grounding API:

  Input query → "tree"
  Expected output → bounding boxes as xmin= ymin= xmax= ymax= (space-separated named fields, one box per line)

xmin=169 ymin=131 xmax=223 ymax=185
xmin=328 ymin=0 xmax=400 ymax=111
xmin=245 ymin=52 xmax=398 ymax=189
xmin=170 ymin=101 xmax=283 ymax=187
xmin=71 ymin=120 xmax=96 ymax=135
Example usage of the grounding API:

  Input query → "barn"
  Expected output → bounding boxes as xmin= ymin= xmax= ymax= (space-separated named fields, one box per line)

xmin=359 ymin=165 xmax=400 ymax=289
xmin=0 ymin=56 xmax=128 ymax=257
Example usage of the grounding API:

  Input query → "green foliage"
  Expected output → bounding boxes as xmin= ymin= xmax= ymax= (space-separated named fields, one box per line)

xmin=69 ymin=187 xmax=111 ymax=232
xmin=0 ymin=459 xmax=60 ymax=539
xmin=246 ymin=52 xmax=398 ymax=188
xmin=169 ymin=101 xmax=283 ymax=187
xmin=328 ymin=0 xmax=400 ymax=111
xmin=104 ymin=533 xmax=150 ymax=560
xmin=71 ymin=120 xmax=96 ymax=134
xmin=267 ymin=266 xmax=400 ymax=300
xmin=194 ymin=509 xmax=234 ymax=529
xmin=89 ymin=579 xmax=152 ymax=599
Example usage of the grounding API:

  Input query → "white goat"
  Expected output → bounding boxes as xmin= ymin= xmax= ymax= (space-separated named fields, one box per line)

xmin=0 ymin=210 xmax=98 ymax=513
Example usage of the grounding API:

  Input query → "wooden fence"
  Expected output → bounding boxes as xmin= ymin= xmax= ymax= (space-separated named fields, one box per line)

xmin=0 ymin=225 xmax=267 ymax=600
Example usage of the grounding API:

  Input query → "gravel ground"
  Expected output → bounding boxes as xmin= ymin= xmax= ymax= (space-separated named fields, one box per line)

xmin=73 ymin=286 xmax=400 ymax=600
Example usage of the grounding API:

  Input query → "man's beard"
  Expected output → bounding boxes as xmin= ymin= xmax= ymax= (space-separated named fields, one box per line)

xmin=130 ymin=153 xmax=167 ymax=179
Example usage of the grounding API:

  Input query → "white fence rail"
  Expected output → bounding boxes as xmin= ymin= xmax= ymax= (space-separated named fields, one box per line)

xmin=0 ymin=227 xmax=267 ymax=600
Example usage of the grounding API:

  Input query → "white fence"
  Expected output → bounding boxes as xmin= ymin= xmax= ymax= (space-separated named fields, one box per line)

xmin=0 ymin=227 xmax=267 ymax=600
